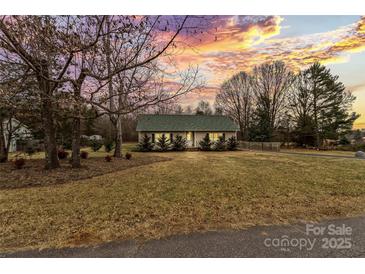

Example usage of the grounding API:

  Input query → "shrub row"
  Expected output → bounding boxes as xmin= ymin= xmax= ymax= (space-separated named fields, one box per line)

xmin=90 ymin=138 xmax=115 ymax=152
xmin=137 ymin=134 xmax=188 ymax=152
xmin=137 ymin=134 xmax=239 ymax=152
xmin=199 ymin=134 xmax=239 ymax=151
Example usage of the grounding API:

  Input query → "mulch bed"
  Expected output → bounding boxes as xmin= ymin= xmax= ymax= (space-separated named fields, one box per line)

xmin=0 ymin=154 xmax=169 ymax=190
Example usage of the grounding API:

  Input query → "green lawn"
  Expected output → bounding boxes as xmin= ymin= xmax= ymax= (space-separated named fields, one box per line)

xmin=1 ymin=150 xmax=365 ymax=253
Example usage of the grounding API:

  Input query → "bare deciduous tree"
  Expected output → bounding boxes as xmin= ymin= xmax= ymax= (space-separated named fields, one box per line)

xmin=216 ymin=72 xmax=254 ymax=140
xmin=250 ymin=61 xmax=295 ymax=140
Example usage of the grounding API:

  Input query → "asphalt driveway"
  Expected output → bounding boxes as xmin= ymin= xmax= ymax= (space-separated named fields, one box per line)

xmin=2 ymin=215 xmax=365 ymax=258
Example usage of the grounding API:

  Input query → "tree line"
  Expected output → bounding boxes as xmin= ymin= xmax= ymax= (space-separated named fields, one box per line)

xmin=215 ymin=61 xmax=359 ymax=147
xmin=0 ymin=16 xmax=204 ymax=168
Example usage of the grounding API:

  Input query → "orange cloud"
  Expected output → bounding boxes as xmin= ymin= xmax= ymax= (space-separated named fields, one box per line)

xmin=172 ymin=16 xmax=365 ymax=85
xmin=164 ymin=16 xmax=365 ymax=127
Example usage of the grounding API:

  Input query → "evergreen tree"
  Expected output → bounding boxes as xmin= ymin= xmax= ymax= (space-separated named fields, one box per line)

xmin=90 ymin=139 xmax=103 ymax=151
xmin=300 ymin=63 xmax=359 ymax=147
xmin=156 ymin=134 xmax=171 ymax=152
xmin=338 ymin=136 xmax=350 ymax=145
xmin=172 ymin=135 xmax=187 ymax=151
xmin=227 ymin=136 xmax=239 ymax=151
xmin=103 ymin=137 xmax=115 ymax=152
xmin=199 ymin=133 xmax=212 ymax=151
xmin=213 ymin=136 xmax=226 ymax=151
xmin=248 ymin=108 xmax=272 ymax=141
xmin=137 ymin=134 xmax=154 ymax=152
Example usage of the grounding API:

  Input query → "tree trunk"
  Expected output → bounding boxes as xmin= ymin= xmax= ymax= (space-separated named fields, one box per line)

xmin=313 ymin=84 xmax=321 ymax=149
xmin=71 ymin=72 xmax=86 ymax=168
xmin=38 ymin=60 xmax=60 ymax=169
xmin=113 ymin=116 xmax=123 ymax=158
xmin=71 ymin=116 xmax=81 ymax=168
xmin=0 ymin=119 xmax=8 ymax=162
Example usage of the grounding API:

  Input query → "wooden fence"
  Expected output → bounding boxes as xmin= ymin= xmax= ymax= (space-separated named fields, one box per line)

xmin=240 ymin=141 xmax=281 ymax=152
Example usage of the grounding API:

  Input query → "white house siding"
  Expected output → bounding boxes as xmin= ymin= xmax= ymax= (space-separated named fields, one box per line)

xmin=138 ymin=131 xmax=237 ymax=148
xmin=2 ymin=119 xmax=32 ymax=152
xmin=193 ymin=132 xmax=236 ymax=147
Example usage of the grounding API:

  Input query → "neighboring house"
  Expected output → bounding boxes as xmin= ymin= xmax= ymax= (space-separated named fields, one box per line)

xmin=2 ymin=118 xmax=32 ymax=152
xmin=81 ymin=134 xmax=103 ymax=141
xmin=136 ymin=114 xmax=239 ymax=148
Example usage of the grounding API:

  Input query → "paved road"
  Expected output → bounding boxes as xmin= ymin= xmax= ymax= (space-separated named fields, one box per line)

xmin=2 ymin=216 xmax=365 ymax=258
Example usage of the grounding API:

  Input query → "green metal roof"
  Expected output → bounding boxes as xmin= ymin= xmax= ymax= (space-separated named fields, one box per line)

xmin=136 ymin=114 xmax=239 ymax=132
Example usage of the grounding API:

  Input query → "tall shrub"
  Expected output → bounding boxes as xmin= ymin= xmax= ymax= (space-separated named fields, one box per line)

xmin=91 ymin=139 xmax=103 ymax=152
xmin=137 ymin=134 xmax=154 ymax=152
xmin=156 ymin=134 xmax=170 ymax=152
xmin=103 ymin=138 xmax=115 ymax=153
xmin=227 ymin=136 xmax=239 ymax=151
xmin=213 ymin=136 xmax=226 ymax=151
xmin=199 ymin=133 xmax=212 ymax=151
xmin=172 ymin=135 xmax=187 ymax=151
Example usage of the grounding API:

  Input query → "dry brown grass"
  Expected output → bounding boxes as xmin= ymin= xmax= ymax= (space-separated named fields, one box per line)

xmin=1 ymin=150 xmax=365 ymax=253
xmin=280 ymin=148 xmax=355 ymax=156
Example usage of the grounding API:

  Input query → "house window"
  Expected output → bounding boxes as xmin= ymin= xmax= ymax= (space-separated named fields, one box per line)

xmin=155 ymin=133 xmax=163 ymax=141
xmin=155 ymin=133 xmax=170 ymax=141
xmin=186 ymin=132 xmax=192 ymax=141
xmin=208 ymin=132 xmax=223 ymax=141
xmin=151 ymin=133 xmax=155 ymax=143
xmin=170 ymin=133 xmax=174 ymax=141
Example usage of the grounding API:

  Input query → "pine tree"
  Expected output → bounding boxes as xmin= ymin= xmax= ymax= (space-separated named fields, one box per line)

xmin=137 ymin=134 xmax=154 ymax=152
xmin=156 ymin=134 xmax=170 ymax=152
xmin=172 ymin=135 xmax=187 ymax=151
xmin=199 ymin=133 xmax=212 ymax=151
xmin=301 ymin=63 xmax=359 ymax=147
xmin=90 ymin=139 xmax=103 ymax=152
xmin=213 ymin=136 xmax=226 ymax=151
xmin=227 ymin=136 xmax=239 ymax=151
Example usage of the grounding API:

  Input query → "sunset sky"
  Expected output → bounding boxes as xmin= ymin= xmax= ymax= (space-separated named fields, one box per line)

xmin=172 ymin=15 xmax=365 ymax=129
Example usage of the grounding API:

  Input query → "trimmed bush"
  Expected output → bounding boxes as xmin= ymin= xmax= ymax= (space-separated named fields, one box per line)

xmin=14 ymin=158 xmax=25 ymax=169
xmin=213 ymin=136 xmax=226 ymax=151
xmin=80 ymin=151 xmax=89 ymax=159
xmin=91 ymin=139 xmax=103 ymax=152
xmin=227 ymin=136 xmax=239 ymax=151
xmin=172 ymin=135 xmax=187 ymax=151
xmin=156 ymin=134 xmax=170 ymax=152
xmin=125 ymin=152 xmax=132 ymax=160
xmin=57 ymin=149 xmax=69 ymax=160
xmin=103 ymin=138 xmax=115 ymax=153
xmin=199 ymin=133 xmax=212 ymax=151
xmin=137 ymin=134 xmax=154 ymax=152
xmin=105 ymin=155 xmax=112 ymax=162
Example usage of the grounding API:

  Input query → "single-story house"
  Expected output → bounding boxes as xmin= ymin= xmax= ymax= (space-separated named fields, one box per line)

xmin=136 ymin=114 xmax=239 ymax=148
